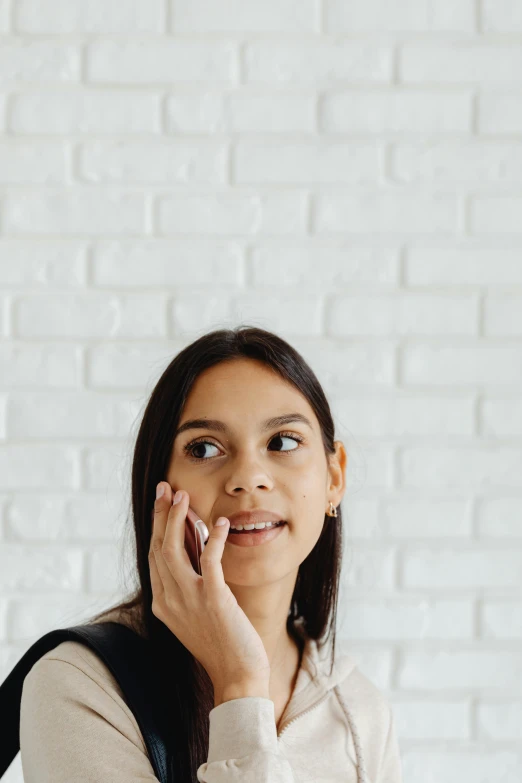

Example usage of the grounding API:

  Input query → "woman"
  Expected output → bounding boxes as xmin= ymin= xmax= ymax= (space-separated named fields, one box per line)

xmin=19 ymin=325 xmax=402 ymax=782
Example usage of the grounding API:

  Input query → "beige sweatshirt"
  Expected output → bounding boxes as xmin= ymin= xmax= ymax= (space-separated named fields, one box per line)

xmin=19 ymin=616 xmax=402 ymax=782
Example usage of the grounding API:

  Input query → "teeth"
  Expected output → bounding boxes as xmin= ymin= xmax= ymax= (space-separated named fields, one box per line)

xmin=229 ymin=521 xmax=282 ymax=531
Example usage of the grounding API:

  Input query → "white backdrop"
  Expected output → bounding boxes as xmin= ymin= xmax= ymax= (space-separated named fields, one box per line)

xmin=1 ymin=2 xmax=522 ymax=781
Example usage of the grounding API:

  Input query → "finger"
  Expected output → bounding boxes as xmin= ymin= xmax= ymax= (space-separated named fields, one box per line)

xmin=148 ymin=541 xmax=165 ymax=603
xmin=199 ymin=517 xmax=230 ymax=594
xmin=162 ymin=490 xmax=199 ymax=588
xmin=151 ymin=482 xmax=184 ymax=596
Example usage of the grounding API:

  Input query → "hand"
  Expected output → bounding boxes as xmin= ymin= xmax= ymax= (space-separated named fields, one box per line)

xmin=148 ymin=482 xmax=271 ymax=699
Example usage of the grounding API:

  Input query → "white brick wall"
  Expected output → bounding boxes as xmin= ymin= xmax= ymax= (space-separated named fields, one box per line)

xmin=0 ymin=2 xmax=521 ymax=781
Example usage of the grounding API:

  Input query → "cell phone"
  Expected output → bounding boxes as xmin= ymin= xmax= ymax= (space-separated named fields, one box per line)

xmin=184 ymin=505 xmax=210 ymax=575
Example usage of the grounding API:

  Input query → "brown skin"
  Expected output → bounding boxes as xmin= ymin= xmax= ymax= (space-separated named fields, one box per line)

xmin=159 ymin=357 xmax=346 ymax=708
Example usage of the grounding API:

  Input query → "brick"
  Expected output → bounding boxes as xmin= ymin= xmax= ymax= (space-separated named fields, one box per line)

xmin=14 ymin=0 xmax=165 ymax=33
xmin=383 ymin=498 xmax=473 ymax=538
xmin=0 ymin=297 xmax=6 ymax=338
xmin=16 ymin=293 xmax=165 ymax=338
xmin=250 ymin=245 xmax=398 ymax=286
xmin=341 ymin=445 xmax=393 ymax=490
xmin=0 ymin=40 xmax=80 ymax=83
xmin=157 ymin=191 xmax=308 ymax=236
xmin=0 ymin=0 xmax=9 ymax=32
xmin=8 ymin=392 xmax=140 ymax=438
xmin=334 ymin=397 xmax=474 ymax=437
xmin=400 ymin=44 xmax=522 ymax=85
xmin=10 ymin=91 xmax=160 ymax=134
xmin=0 ymin=545 xmax=83 ymax=591
xmin=403 ymin=548 xmax=522 ymax=588
xmin=394 ymin=700 xmax=470 ymax=740
xmin=84 ymin=447 xmax=130 ymax=491
xmin=9 ymin=598 xmax=98 ymax=640
xmin=88 ymin=342 xmax=187 ymax=388
xmin=478 ymin=93 xmax=522 ymax=134
xmin=226 ymin=293 xmax=322 ymax=336
xmin=234 ymin=141 xmax=379 ymax=184
xmin=399 ymin=650 xmax=522 ymax=689
xmin=476 ymin=498 xmax=522 ymax=538
xmin=391 ymin=142 xmax=522 ymax=184
xmin=470 ymin=196 xmax=522 ymax=234
xmin=5 ymin=190 xmax=145 ymax=235
xmin=482 ymin=0 xmax=522 ymax=32
xmin=86 ymin=546 xmax=123 ymax=592
xmin=165 ymin=93 xmax=315 ymax=134
xmin=405 ymin=249 xmax=522 ymax=286
xmin=340 ymin=546 xmax=396 ymax=590
xmin=321 ymin=91 xmax=470 ymax=133
xmin=484 ymin=295 xmax=522 ymax=335
xmin=481 ymin=399 xmax=522 ymax=436
xmin=402 ymin=342 xmax=522 ymax=386
xmin=403 ymin=751 xmax=522 ymax=780
xmin=0 ymin=445 xmax=78 ymax=490
xmin=399 ymin=447 xmax=522 ymax=488
xmin=326 ymin=0 xmax=474 ymax=32
xmin=478 ymin=702 xmax=522 ymax=740
xmin=7 ymin=493 xmax=122 ymax=542
xmin=328 ymin=293 xmax=477 ymax=335
xmin=296 ymin=338 xmax=396 ymax=390
xmin=79 ymin=140 xmax=227 ymax=184
xmin=315 ymin=191 xmax=456 ymax=234
xmin=171 ymin=0 xmax=318 ymax=32
xmin=87 ymin=39 xmax=237 ymax=84
xmin=482 ymin=602 xmax=522 ymax=639
xmin=341 ymin=498 xmax=381 ymax=539
xmin=339 ymin=599 xmax=473 ymax=640
xmin=0 ymin=92 xmax=6 ymax=132
xmin=0 ymin=343 xmax=81 ymax=388
xmin=171 ymin=293 xmax=230 ymax=335
xmin=245 ymin=41 xmax=392 ymax=85
xmin=0 ymin=396 xmax=5 ymax=439
xmin=0 ymin=241 xmax=86 ymax=285
xmin=92 ymin=240 xmax=242 ymax=286
xmin=0 ymin=142 xmax=67 ymax=184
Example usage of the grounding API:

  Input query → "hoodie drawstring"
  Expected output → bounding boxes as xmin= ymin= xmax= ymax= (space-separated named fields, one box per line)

xmin=333 ymin=685 xmax=369 ymax=783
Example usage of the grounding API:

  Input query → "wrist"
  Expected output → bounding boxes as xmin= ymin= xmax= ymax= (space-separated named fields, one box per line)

xmin=214 ymin=680 xmax=270 ymax=708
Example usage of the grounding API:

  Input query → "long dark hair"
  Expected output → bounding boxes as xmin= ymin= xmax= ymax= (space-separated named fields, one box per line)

xmin=89 ymin=325 xmax=344 ymax=781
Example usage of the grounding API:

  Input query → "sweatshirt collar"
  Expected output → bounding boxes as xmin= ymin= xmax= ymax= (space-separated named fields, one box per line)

xmin=277 ymin=619 xmax=358 ymax=735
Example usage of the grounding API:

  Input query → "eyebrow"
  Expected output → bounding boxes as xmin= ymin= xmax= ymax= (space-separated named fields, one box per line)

xmin=174 ymin=413 xmax=314 ymax=440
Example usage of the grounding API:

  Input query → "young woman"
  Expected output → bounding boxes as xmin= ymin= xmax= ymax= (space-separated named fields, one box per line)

xmin=19 ymin=325 xmax=402 ymax=782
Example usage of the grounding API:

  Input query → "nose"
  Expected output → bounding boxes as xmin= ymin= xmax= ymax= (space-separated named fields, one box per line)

xmin=224 ymin=452 xmax=274 ymax=495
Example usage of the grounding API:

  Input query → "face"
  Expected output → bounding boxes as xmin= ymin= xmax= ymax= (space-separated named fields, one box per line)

xmin=166 ymin=357 xmax=346 ymax=587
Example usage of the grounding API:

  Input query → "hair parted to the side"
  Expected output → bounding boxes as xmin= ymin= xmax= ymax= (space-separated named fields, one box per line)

xmin=87 ymin=324 xmax=344 ymax=781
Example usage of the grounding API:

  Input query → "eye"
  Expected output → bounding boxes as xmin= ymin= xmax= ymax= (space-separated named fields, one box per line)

xmin=183 ymin=431 xmax=304 ymax=462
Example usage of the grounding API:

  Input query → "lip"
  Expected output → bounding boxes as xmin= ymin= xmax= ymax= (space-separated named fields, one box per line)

xmin=224 ymin=509 xmax=285 ymax=528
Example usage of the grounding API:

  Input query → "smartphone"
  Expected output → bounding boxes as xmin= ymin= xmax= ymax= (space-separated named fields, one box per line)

xmin=150 ymin=504 xmax=210 ymax=575
xmin=184 ymin=505 xmax=210 ymax=576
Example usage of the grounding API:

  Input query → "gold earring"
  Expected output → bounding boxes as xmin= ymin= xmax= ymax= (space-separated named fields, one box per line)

xmin=326 ymin=501 xmax=338 ymax=517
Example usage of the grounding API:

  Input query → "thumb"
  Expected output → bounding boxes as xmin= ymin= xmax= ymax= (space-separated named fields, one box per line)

xmin=200 ymin=517 xmax=229 ymax=587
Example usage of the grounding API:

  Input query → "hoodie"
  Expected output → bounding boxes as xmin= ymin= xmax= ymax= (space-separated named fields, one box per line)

xmin=19 ymin=614 xmax=402 ymax=783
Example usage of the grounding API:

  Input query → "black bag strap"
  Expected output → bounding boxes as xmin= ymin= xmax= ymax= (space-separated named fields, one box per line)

xmin=0 ymin=621 xmax=173 ymax=782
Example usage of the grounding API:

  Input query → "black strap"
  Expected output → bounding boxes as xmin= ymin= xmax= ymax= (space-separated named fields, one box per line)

xmin=0 ymin=621 xmax=173 ymax=782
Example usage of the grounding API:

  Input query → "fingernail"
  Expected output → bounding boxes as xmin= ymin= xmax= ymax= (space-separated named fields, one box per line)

xmin=173 ymin=490 xmax=183 ymax=505
xmin=156 ymin=483 xmax=165 ymax=499
xmin=215 ymin=517 xmax=228 ymax=526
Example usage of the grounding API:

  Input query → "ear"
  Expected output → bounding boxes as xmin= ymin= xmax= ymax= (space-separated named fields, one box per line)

xmin=326 ymin=440 xmax=347 ymax=508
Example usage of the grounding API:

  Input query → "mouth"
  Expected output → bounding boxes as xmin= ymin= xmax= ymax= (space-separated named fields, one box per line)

xmin=227 ymin=520 xmax=287 ymax=535
xmin=226 ymin=520 xmax=288 ymax=548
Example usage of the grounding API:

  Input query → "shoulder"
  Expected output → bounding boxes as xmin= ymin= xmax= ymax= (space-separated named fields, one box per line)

xmin=21 ymin=638 xmax=145 ymax=750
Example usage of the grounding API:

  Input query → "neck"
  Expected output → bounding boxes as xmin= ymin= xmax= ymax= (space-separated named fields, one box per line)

xmin=227 ymin=570 xmax=300 ymax=683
